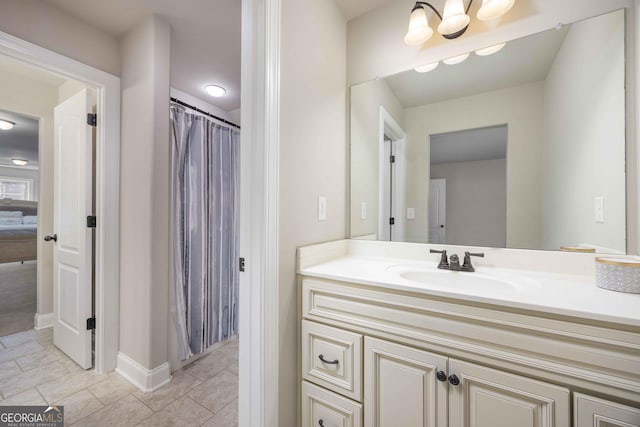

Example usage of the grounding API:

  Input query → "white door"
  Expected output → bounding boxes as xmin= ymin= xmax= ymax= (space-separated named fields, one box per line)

xmin=365 ymin=337 xmax=448 ymax=427
xmin=448 ymin=358 xmax=570 ymax=427
xmin=574 ymin=393 xmax=640 ymax=427
xmin=51 ymin=89 xmax=93 ymax=369
xmin=380 ymin=138 xmax=405 ymax=242
xmin=428 ymin=179 xmax=446 ymax=244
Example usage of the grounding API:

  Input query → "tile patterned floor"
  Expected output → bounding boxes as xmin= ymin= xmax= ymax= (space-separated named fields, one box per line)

xmin=0 ymin=328 xmax=238 ymax=426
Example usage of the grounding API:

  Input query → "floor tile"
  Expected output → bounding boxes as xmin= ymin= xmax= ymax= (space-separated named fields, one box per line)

xmin=15 ymin=348 xmax=66 ymax=372
xmin=88 ymin=372 xmax=137 ymax=405
xmin=0 ymin=360 xmax=21 ymax=380
xmin=73 ymin=394 xmax=152 ymax=427
xmin=187 ymin=370 xmax=238 ymax=414
xmin=201 ymin=398 xmax=238 ymax=427
xmin=0 ymin=329 xmax=38 ymax=348
xmin=0 ymin=340 xmax=44 ymax=364
xmin=38 ymin=369 xmax=109 ymax=403
xmin=184 ymin=342 xmax=238 ymax=381
xmin=136 ymin=396 xmax=213 ymax=427
xmin=0 ymin=361 xmax=68 ymax=398
xmin=0 ymin=388 xmax=47 ymax=406
xmin=133 ymin=370 xmax=201 ymax=412
xmin=54 ymin=389 xmax=104 ymax=425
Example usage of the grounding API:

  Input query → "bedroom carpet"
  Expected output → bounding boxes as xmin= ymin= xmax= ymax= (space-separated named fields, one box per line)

xmin=0 ymin=261 xmax=36 ymax=337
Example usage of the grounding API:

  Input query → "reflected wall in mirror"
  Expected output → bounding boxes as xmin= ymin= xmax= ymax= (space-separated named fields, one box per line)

xmin=350 ymin=9 xmax=626 ymax=254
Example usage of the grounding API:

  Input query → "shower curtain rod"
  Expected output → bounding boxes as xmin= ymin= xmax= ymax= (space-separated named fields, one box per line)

xmin=170 ymin=97 xmax=240 ymax=130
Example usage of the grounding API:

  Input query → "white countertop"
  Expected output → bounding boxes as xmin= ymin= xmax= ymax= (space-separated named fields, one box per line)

xmin=299 ymin=254 xmax=640 ymax=328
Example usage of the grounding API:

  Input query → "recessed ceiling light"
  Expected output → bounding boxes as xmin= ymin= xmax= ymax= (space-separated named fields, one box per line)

xmin=204 ymin=85 xmax=227 ymax=97
xmin=12 ymin=159 xmax=28 ymax=166
xmin=415 ymin=62 xmax=439 ymax=73
xmin=0 ymin=119 xmax=15 ymax=130
xmin=443 ymin=53 xmax=470 ymax=65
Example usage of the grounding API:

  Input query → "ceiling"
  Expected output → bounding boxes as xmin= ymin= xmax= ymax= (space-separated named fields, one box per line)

xmin=44 ymin=0 xmax=242 ymax=111
xmin=430 ymin=125 xmax=507 ymax=164
xmin=334 ymin=0 xmax=400 ymax=21
xmin=0 ymin=111 xmax=39 ymax=169
xmin=385 ymin=25 xmax=569 ymax=108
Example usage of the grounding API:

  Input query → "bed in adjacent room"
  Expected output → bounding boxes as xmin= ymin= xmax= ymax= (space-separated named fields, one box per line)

xmin=0 ymin=199 xmax=37 ymax=264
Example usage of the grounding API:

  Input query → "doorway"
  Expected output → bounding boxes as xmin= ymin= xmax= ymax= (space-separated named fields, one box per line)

xmin=0 ymin=30 xmax=121 ymax=373
xmin=378 ymin=107 xmax=406 ymax=241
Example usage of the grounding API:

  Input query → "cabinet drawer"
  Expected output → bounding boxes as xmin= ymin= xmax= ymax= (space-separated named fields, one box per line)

xmin=302 ymin=381 xmax=363 ymax=427
xmin=302 ymin=320 xmax=363 ymax=401
xmin=574 ymin=393 xmax=640 ymax=427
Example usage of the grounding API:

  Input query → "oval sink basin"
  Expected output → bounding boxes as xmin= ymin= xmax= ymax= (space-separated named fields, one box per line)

xmin=387 ymin=265 xmax=536 ymax=293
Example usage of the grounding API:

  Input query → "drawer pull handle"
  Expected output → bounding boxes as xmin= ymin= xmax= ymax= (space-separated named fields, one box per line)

xmin=318 ymin=354 xmax=339 ymax=365
xmin=436 ymin=371 xmax=447 ymax=382
xmin=448 ymin=374 xmax=460 ymax=386
xmin=318 ymin=420 xmax=324 ymax=427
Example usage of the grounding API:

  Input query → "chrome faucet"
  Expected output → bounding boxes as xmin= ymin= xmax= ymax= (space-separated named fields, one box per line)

xmin=430 ymin=249 xmax=484 ymax=272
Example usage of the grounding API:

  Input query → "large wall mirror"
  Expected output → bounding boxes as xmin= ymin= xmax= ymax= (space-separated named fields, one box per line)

xmin=350 ymin=9 xmax=627 ymax=254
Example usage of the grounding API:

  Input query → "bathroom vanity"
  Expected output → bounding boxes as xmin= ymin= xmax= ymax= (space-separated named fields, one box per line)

xmin=297 ymin=240 xmax=640 ymax=427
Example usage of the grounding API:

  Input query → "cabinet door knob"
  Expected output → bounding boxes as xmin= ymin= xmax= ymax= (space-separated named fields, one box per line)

xmin=448 ymin=374 xmax=460 ymax=386
xmin=436 ymin=371 xmax=447 ymax=382
xmin=318 ymin=354 xmax=339 ymax=365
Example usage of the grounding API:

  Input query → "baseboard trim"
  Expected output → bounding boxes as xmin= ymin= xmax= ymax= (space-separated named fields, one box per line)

xmin=34 ymin=313 xmax=54 ymax=330
xmin=115 ymin=352 xmax=171 ymax=393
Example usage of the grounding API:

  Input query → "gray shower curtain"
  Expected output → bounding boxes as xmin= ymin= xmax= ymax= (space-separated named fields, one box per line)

xmin=170 ymin=106 xmax=240 ymax=360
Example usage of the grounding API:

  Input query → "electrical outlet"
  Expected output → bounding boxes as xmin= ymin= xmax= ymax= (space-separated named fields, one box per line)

xmin=361 ymin=202 xmax=367 ymax=220
xmin=595 ymin=196 xmax=604 ymax=223
xmin=407 ymin=208 xmax=415 ymax=220
xmin=318 ymin=196 xmax=327 ymax=221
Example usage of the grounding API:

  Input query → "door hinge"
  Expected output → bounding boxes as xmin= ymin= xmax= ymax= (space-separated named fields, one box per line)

xmin=87 ymin=216 xmax=97 ymax=228
xmin=390 ymin=155 xmax=396 ymax=163
xmin=389 ymin=217 xmax=395 ymax=225
xmin=239 ymin=257 xmax=245 ymax=272
xmin=86 ymin=317 xmax=96 ymax=330
xmin=87 ymin=113 xmax=97 ymax=127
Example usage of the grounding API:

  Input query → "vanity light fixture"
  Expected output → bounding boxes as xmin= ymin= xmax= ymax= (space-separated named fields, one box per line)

xmin=0 ymin=119 xmax=15 ymax=130
xmin=11 ymin=159 xmax=28 ymax=166
xmin=443 ymin=53 xmax=470 ymax=65
xmin=204 ymin=84 xmax=226 ymax=97
xmin=404 ymin=0 xmax=516 ymax=46
xmin=475 ymin=42 xmax=506 ymax=56
xmin=415 ymin=62 xmax=439 ymax=73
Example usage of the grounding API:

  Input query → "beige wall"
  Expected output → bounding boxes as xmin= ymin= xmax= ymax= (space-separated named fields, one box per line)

xmin=542 ymin=10 xmax=626 ymax=253
xmin=119 ymin=16 xmax=171 ymax=370
xmin=347 ymin=0 xmax=633 ymax=85
xmin=431 ymin=158 xmax=507 ymax=247
xmin=350 ymin=78 xmax=404 ymax=238
xmin=0 ymin=0 xmax=119 ymax=76
xmin=0 ymin=70 xmax=58 ymax=316
xmin=403 ymin=82 xmax=544 ymax=248
xmin=279 ymin=0 xmax=347 ymax=424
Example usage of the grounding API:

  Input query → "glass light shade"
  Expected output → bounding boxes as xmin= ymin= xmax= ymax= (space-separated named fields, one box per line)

xmin=404 ymin=7 xmax=433 ymax=46
xmin=415 ymin=62 xmax=439 ymax=73
xmin=204 ymin=84 xmax=227 ymax=97
xmin=477 ymin=0 xmax=515 ymax=21
xmin=443 ymin=53 xmax=470 ymax=65
xmin=475 ymin=42 xmax=506 ymax=56
xmin=437 ymin=0 xmax=470 ymax=35
xmin=0 ymin=119 xmax=15 ymax=130
xmin=11 ymin=159 xmax=28 ymax=166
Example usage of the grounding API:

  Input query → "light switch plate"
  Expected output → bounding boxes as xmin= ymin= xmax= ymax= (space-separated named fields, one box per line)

xmin=360 ymin=202 xmax=367 ymax=220
xmin=595 ymin=196 xmax=604 ymax=223
xmin=318 ymin=196 xmax=327 ymax=221
xmin=407 ymin=208 xmax=415 ymax=220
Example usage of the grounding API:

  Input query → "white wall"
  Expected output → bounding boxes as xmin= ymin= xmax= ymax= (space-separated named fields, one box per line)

xmin=0 ymin=0 xmax=120 ymax=76
xmin=0 ymin=166 xmax=39 ymax=201
xmin=431 ymin=158 xmax=507 ymax=247
xmin=347 ymin=0 xmax=633 ymax=85
xmin=119 ymin=16 xmax=171 ymax=371
xmin=0 ymin=70 xmax=58 ymax=317
xmin=403 ymin=82 xmax=544 ymax=248
xmin=350 ymin=78 xmax=404 ymax=238
xmin=279 ymin=0 xmax=347 ymax=424
xmin=542 ymin=10 xmax=626 ymax=253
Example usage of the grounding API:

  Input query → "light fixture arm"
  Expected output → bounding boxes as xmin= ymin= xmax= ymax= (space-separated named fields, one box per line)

xmin=411 ymin=0 xmax=474 ymax=39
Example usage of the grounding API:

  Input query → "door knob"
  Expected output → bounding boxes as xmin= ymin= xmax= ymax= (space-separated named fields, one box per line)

xmin=440 ymin=225 xmax=444 ymax=228
xmin=44 ymin=234 xmax=57 ymax=242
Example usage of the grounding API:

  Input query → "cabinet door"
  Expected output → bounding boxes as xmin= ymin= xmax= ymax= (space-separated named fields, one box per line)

xmin=364 ymin=337 xmax=448 ymax=427
xmin=448 ymin=358 xmax=570 ymax=427
xmin=574 ymin=392 xmax=640 ymax=427
xmin=302 ymin=381 xmax=362 ymax=427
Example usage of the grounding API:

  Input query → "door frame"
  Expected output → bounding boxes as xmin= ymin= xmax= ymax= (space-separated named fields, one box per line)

xmin=0 ymin=31 xmax=121 ymax=374
xmin=378 ymin=106 xmax=406 ymax=241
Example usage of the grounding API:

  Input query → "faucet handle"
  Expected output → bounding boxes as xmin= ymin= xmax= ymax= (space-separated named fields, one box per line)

xmin=430 ymin=249 xmax=449 ymax=269
xmin=462 ymin=251 xmax=484 ymax=272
